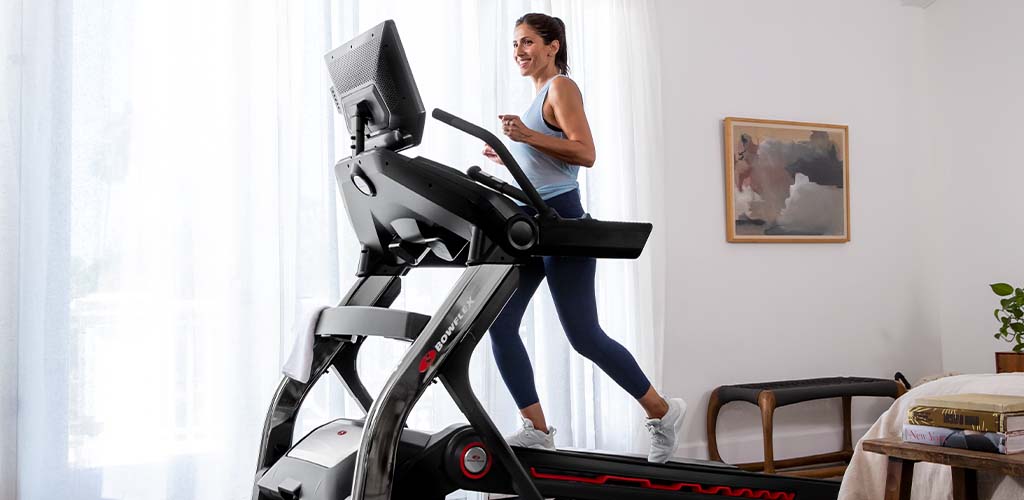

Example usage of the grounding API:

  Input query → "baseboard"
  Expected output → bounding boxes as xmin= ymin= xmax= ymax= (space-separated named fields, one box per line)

xmin=674 ymin=423 xmax=874 ymax=463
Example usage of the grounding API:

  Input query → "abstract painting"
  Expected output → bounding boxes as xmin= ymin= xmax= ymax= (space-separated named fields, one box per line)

xmin=724 ymin=117 xmax=849 ymax=243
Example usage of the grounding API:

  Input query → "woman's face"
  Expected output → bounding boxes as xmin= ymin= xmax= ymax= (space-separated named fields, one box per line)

xmin=513 ymin=24 xmax=555 ymax=77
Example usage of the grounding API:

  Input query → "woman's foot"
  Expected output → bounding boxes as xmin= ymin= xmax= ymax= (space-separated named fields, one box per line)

xmin=505 ymin=417 xmax=556 ymax=450
xmin=645 ymin=398 xmax=687 ymax=463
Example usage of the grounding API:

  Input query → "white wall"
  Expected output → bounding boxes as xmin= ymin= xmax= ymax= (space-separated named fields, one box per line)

xmin=925 ymin=0 xmax=1024 ymax=374
xmin=653 ymin=0 xmax=940 ymax=462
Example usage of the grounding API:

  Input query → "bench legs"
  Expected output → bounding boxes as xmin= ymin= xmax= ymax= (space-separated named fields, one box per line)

xmin=758 ymin=391 xmax=777 ymax=474
xmin=842 ymin=395 xmax=853 ymax=455
xmin=707 ymin=381 xmax=907 ymax=476
xmin=706 ymin=388 xmax=723 ymax=462
xmin=885 ymin=457 xmax=915 ymax=500
xmin=708 ymin=390 xmax=857 ymax=476
xmin=951 ymin=467 xmax=979 ymax=500
xmin=706 ymin=388 xmax=780 ymax=473
xmin=879 ymin=454 xmax=979 ymax=500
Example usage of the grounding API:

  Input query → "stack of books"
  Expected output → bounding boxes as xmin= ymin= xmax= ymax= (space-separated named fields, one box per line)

xmin=902 ymin=393 xmax=1024 ymax=454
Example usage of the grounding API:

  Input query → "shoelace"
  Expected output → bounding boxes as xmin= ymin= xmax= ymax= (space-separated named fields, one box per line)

xmin=645 ymin=420 xmax=669 ymax=445
xmin=514 ymin=420 xmax=555 ymax=440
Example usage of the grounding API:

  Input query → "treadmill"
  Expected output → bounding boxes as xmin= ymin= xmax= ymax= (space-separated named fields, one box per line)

xmin=252 ymin=19 xmax=842 ymax=500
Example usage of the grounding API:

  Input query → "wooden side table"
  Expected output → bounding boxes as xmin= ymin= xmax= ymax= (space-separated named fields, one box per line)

xmin=861 ymin=437 xmax=1024 ymax=500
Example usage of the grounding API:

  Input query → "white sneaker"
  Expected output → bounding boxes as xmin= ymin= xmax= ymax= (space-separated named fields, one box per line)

xmin=505 ymin=417 xmax=556 ymax=450
xmin=645 ymin=398 xmax=687 ymax=463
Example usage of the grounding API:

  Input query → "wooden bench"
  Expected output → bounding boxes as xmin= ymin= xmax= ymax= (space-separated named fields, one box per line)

xmin=707 ymin=377 xmax=907 ymax=477
xmin=863 ymin=437 xmax=1024 ymax=500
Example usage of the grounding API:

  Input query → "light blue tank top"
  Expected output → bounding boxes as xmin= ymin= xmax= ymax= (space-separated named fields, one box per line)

xmin=508 ymin=76 xmax=580 ymax=200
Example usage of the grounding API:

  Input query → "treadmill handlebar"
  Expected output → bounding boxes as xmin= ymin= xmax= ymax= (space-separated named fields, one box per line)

xmin=431 ymin=108 xmax=554 ymax=217
xmin=466 ymin=166 xmax=532 ymax=205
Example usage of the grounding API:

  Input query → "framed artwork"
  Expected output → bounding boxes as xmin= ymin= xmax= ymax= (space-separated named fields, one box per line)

xmin=723 ymin=117 xmax=850 ymax=243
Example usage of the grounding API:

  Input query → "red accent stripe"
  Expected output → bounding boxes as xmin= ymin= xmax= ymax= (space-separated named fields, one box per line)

xmin=529 ymin=468 xmax=796 ymax=500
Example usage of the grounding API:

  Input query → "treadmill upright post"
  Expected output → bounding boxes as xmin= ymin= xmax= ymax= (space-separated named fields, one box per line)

xmin=439 ymin=333 xmax=545 ymax=500
xmin=349 ymin=264 xmax=542 ymax=500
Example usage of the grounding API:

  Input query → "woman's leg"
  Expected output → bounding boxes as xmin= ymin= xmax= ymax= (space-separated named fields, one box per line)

xmin=638 ymin=386 xmax=671 ymax=419
xmin=534 ymin=191 xmax=668 ymax=417
xmin=543 ymin=245 xmax=686 ymax=462
xmin=542 ymin=252 xmax=669 ymax=417
xmin=488 ymin=257 xmax=552 ymax=431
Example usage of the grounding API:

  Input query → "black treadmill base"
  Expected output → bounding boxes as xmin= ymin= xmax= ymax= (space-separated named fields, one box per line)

xmin=435 ymin=427 xmax=841 ymax=500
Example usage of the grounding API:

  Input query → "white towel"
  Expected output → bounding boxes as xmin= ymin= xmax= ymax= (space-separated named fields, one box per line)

xmin=282 ymin=301 xmax=330 ymax=383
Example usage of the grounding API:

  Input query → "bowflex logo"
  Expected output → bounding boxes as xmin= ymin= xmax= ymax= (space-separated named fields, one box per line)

xmin=417 ymin=297 xmax=475 ymax=373
xmin=417 ymin=350 xmax=436 ymax=373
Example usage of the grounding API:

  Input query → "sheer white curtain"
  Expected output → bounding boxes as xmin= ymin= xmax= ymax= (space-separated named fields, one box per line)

xmin=3 ymin=0 xmax=665 ymax=499
xmin=1 ymin=2 xmax=23 ymax=499
xmin=11 ymin=1 xmax=340 ymax=498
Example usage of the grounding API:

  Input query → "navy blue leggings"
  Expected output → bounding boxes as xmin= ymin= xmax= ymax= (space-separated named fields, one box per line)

xmin=489 ymin=190 xmax=652 ymax=409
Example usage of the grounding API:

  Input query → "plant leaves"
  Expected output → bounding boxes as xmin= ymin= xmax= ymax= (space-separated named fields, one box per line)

xmin=1012 ymin=323 xmax=1024 ymax=334
xmin=992 ymin=283 xmax=1015 ymax=296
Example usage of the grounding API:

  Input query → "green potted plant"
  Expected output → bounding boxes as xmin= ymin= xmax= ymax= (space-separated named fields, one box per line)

xmin=991 ymin=282 xmax=1024 ymax=373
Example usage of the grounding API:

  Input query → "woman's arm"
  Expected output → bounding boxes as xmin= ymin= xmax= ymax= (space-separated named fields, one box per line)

xmin=499 ymin=78 xmax=596 ymax=167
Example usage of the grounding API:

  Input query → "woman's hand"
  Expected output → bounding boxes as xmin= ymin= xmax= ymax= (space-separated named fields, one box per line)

xmin=482 ymin=144 xmax=504 ymax=165
xmin=499 ymin=114 xmax=532 ymax=143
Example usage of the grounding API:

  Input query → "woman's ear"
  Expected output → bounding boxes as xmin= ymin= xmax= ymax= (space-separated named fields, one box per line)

xmin=549 ymin=39 xmax=560 ymax=57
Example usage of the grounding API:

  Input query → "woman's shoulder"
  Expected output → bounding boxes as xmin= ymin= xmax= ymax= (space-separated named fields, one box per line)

xmin=547 ymin=75 xmax=582 ymax=102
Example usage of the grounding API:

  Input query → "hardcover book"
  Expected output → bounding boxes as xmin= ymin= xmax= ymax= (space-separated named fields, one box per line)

xmin=912 ymin=393 xmax=1024 ymax=413
xmin=902 ymin=423 xmax=1024 ymax=455
xmin=907 ymin=405 xmax=1024 ymax=433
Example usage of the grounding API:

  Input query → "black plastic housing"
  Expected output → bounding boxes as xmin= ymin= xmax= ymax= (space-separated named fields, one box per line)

xmin=325 ymin=20 xmax=425 ymax=153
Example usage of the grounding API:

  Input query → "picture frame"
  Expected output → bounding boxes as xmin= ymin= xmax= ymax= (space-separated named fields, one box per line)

xmin=723 ymin=117 xmax=850 ymax=243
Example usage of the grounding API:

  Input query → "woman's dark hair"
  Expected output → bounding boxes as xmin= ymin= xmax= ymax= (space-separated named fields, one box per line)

xmin=515 ymin=13 xmax=569 ymax=75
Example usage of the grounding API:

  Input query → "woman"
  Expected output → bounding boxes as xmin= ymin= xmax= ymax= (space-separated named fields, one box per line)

xmin=483 ymin=13 xmax=685 ymax=464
